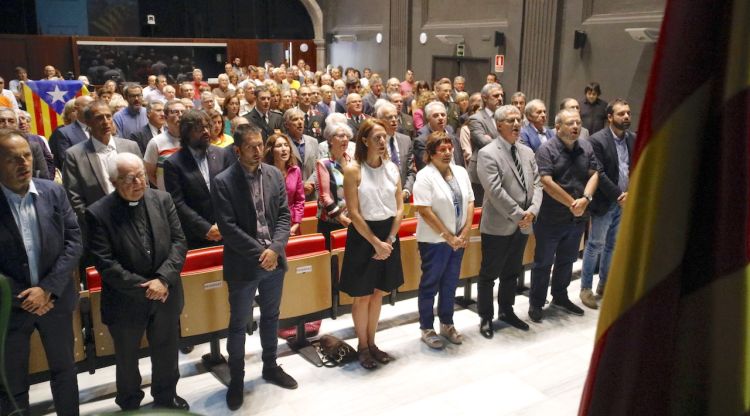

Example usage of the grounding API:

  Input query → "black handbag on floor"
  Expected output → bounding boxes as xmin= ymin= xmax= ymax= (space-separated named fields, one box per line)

xmin=317 ymin=335 xmax=357 ymax=366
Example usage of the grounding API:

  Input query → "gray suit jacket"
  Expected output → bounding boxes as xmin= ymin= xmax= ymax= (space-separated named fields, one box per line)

xmin=477 ymin=138 xmax=542 ymax=236
xmin=392 ymin=132 xmax=416 ymax=193
xmin=212 ymin=162 xmax=291 ymax=282
xmin=63 ymin=137 xmax=142 ymax=222
xmin=289 ymin=134 xmax=320 ymax=182
xmin=468 ymin=109 xmax=499 ymax=184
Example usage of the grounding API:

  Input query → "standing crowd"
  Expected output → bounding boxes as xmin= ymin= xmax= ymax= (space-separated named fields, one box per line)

xmin=0 ymin=59 xmax=634 ymax=414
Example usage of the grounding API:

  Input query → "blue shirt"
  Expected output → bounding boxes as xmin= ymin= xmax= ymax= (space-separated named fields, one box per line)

xmin=113 ymin=106 xmax=148 ymax=140
xmin=2 ymin=181 xmax=42 ymax=285
xmin=610 ymin=128 xmax=630 ymax=193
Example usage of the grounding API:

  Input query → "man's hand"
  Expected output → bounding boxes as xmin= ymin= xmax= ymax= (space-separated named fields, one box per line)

xmin=259 ymin=249 xmax=279 ymax=271
xmin=18 ymin=287 xmax=53 ymax=315
xmin=140 ymin=279 xmax=169 ymax=302
xmin=617 ymin=192 xmax=628 ymax=207
xmin=206 ymin=224 xmax=222 ymax=241
xmin=518 ymin=212 xmax=535 ymax=229
xmin=570 ymin=198 xmax=588 ymax=217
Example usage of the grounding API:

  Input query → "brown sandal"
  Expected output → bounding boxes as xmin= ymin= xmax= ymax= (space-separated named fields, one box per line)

xmin=369 ymin=345 xmax=393 ymax=364
xmin=358 ymin=348 xmax=377 ymax=370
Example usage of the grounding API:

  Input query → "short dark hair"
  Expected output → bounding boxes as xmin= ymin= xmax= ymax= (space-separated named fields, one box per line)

xmin=605 ymin=98 xmax=629 ymax=116
xmin=233 ymin=123 xmax=262 ymax=148
xmin=178 ymin=110 xmax=210 ymax=145
xmin=584 ymin=82 xmax=601 ymax=96
xmin=423 ymin=131 xmax=454 ymax=165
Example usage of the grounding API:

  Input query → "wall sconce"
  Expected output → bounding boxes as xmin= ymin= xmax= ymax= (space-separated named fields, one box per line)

xmin=574 ymin=30 xmax=587 ymax=49
xmin=333 ymin=34 xmax=357 ymax=42
xmin=419 ymin=32 xmax=428 ymax=45
xmin=625 ymin=28 xmax=659 ymax=43
xmin=375 ymin=33 xmax=383 ymax=44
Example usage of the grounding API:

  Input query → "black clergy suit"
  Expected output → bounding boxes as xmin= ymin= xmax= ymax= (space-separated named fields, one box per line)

xmin=86 ymin=189 xmax=187 ymax=410
xmin=163 ymin=144 xmax=235 ymax=249
xmin=0 ymin=179 xmax=82 ymax=416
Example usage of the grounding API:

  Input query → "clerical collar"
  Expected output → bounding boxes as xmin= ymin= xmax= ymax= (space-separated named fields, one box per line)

xmin=116 ymin=192 xmax=143 ymax=207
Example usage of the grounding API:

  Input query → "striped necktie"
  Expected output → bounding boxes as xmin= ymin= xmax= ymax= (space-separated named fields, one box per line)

xmin=510 ymin=144 xmax=527 ymax=189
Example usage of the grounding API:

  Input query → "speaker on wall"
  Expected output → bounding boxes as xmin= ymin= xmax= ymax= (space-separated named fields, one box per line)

xmin=494 ymin=31 xmax=505 ymax=48
xmin=574 ymin=30 xmax=587 ymax=49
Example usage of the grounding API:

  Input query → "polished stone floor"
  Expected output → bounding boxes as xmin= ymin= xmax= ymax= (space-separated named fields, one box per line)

xmin=31 ymin=262 xmax=600 ymax=415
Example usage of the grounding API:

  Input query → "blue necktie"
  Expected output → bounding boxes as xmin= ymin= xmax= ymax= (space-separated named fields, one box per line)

xmin=389 ymin=137 xmax=400 ymax=165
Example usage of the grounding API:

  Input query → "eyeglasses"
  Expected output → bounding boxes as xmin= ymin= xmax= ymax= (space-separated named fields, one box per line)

xmin=120 ymin=173 xmax=146 ymax=184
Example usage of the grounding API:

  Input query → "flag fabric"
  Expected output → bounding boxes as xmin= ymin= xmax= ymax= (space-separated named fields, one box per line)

xmin=23 ymin=80 xmax=88 ymax=137
xmin=579 ymin=0 xmax=750 ymax=415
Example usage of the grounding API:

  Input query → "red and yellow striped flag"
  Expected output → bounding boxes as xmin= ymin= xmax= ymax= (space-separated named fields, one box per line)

xmin=23 ymin=80 xmax=89 ymax=137
xmin=579 ymin=0 xmax=750 ymax=414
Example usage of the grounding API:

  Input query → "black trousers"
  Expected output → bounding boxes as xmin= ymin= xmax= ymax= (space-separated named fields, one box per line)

xmin=476 ymin=230 xmax=529 ymax=320
xmin=107 ymin=307 xmax=180 ymax=410
xmin=1 ymin=308 xmax=79 ymax=416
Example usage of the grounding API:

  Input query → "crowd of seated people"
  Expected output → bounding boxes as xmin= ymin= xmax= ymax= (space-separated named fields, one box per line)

xmin=1 ymin=57 xmax=635 ymax=413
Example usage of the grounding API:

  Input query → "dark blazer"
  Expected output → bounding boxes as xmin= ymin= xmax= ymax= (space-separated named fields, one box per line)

xmin=128 ymin=124 xmax=157 ymax=155
xmin=62 ymin=137 xmax=142 ymax=222
xmin=519 ymin=123 xmax=555 ymax=153
xmin=26 ymin=134 xmax=55 ymax=178
xmin=315 ymin=102 xmax=331 ymax=119
xmin=587 ymin=127 xmax=636 ymax=215
xmin=444 ymin=101 xmax=461 ymax=132
xmin=412 ymin=125 xmax=463 ymax=171
xmin=0 ymin=179 xmax=82 ymax=312
xmin=397 ymin=112 xmax=415 ymax=138
xmin=86 ymin=189 xmax=187 ymax=325
xmin=247 ymin=108 xmax=284 ymax=140
xmin=346 ymin=113 xmax=370 ymax=135
xmin=29 ymin=141 xmax=51 ymax=180
xmin=163 ymin=145 xmax=235 ymax=248
xmin=49 ymin=121 xmax=88 ymax=170
xmin=212 ymin=162 xmax=291 ymax=282
xmin=302 ymin=111 xmax=326 ymax=142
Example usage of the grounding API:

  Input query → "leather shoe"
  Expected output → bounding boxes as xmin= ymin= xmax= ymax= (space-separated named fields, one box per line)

xmin=499 ymin=310 xmax=529 ymax=331
xmin=226 ymin=380 xmax=244 ymax=411
xmin=262 ymin=365 xmax=298 ymax=389
xmin=479 ymin=318 xmax=494 ymax=339
xmin=551 ymin=298 xmax=584 ymax=316
xmin=528 ymin=306 xmax=544 ymax=323
xmin=153 ymin=395 xmax=189 ymax=411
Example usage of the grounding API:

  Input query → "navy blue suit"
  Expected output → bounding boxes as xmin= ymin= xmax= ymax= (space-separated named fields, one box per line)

xmin=0 ymin=179 xmax=82 ymax=415
xmin=49 ymin=122 xmax=88 ymax=170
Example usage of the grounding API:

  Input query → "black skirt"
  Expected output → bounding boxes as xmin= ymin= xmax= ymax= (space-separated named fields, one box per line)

xmin=340 ymin=217 xmax=404 ymax=297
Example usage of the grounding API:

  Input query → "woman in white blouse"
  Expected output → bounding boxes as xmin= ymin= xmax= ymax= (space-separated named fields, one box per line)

xmin=412 ymin=131 xmax=475 ymax=349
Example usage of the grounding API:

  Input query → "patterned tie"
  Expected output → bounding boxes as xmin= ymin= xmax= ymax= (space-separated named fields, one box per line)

xmin=389 ymin=137 xmax=400 ymax=166
xmin=510 ymin=144 xmax=527 ymax=189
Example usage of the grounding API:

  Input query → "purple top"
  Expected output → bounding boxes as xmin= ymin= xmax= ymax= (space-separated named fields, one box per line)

xmin=285 ymin=165 xmax=305 ymax=224
xmin=413 ymin=108 xmax=426 ymax=130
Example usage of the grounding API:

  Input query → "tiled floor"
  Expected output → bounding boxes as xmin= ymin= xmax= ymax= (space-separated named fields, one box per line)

xmin=30 ymin=263 xmax=601 ymax=415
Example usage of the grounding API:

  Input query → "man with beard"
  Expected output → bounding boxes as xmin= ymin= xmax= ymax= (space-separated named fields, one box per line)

xmin=163 ymin=110 xmax=234 ymax=249
xmin=528 ymin=109 xmax=599 ymax=323
xmin=113 ymin=85 xmax=148 ymax=140
xmin=579 ymin=99 xmax=634 ymax=309
xmin=476 ymin=105 xmax=542 ymax=337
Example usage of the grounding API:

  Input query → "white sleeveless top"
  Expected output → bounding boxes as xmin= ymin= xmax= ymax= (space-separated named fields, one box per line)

xmin=358 ymin=159 xmax=400 ymax=221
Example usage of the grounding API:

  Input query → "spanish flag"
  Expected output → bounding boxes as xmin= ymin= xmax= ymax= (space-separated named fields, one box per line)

xmin=579 ymin=0 xmax=750 ymax=414
xmin=23 ymin=80 xmax=88 ymax=137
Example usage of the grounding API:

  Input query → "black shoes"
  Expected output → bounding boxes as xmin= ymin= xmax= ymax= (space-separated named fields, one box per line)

xmin=499 ymin=310 xmax=530 ymax=331
xmin=262 ymin=365 xmax=298 ymax=389
xmin=226 ymin=380 xmax=244 ymax=411
xmin=153 ymin=395 xmax=189 ymax=411
xmin=528 ymin=306 xmax=544 ymax=323
xmin=479 ymin=318 xmax=494 ymax=339
xmin=551 ymin=298 xmax=584 ymax=316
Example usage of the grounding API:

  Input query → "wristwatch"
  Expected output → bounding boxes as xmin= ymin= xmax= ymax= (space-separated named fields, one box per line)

xmin=583 ymin=193 xmax=593 ymax=202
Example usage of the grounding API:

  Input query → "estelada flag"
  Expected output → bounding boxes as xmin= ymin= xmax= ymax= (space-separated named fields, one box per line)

xmin=23 ymin=80 xmax=89 ymax=137
xmin=579 ymin=0 xmax=750 ymax=415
